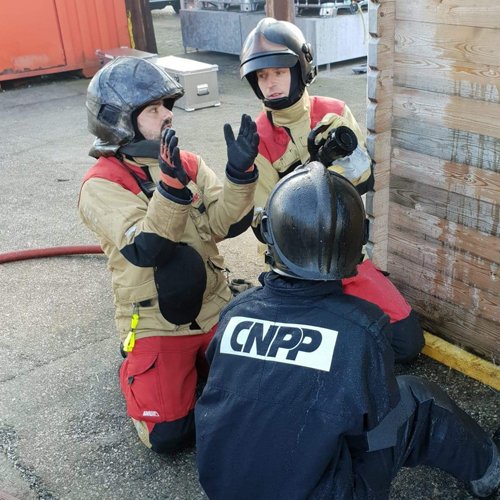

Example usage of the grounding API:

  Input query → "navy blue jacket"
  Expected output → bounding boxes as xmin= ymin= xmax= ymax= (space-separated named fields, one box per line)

xmin=196 ymin=272 xmax=400 ymax=500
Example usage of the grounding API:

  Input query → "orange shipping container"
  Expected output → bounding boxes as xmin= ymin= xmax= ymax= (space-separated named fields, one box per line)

xmin=0 ymin=0 xmax=131 ymax=81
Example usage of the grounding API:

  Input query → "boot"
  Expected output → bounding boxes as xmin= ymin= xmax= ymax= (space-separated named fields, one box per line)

xmin=467 ymin=428 xmax=500 ymax=498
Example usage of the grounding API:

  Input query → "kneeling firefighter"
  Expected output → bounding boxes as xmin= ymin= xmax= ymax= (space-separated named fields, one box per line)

xmin=196 ymin=162 xmax=499 ymax=500
xmin=79 ymin=56 xmax=259 ymax=452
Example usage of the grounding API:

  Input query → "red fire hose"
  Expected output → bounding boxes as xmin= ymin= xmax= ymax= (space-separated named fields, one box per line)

xmin=0 ymin=245 xmax=103 ymax=264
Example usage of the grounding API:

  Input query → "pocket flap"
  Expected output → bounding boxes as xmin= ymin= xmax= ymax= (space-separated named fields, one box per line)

xmin=114 ymin=278 xmax=157 ymax=304
xmin=126 ymin=353 xmax=158 ymax=378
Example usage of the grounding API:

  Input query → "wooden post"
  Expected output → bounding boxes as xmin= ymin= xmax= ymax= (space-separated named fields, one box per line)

xmin=365 ymin=0 xmax=395 ymax=269
xmin=266 ymin=0 xmax=295 ymax=23
xmin=376 ymin=0 xmax=500 ymax=361
xmin=124 ymin=0 xmax=158 ymax=53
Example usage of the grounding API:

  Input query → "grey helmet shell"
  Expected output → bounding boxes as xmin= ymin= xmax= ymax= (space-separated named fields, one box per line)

xmin=240 ymin=17 xmax=317 ymax=100
xmin=86 ymin=56 xmax=184 ymax=158
xmin=260 ymin=162 xmax=367 ymax=281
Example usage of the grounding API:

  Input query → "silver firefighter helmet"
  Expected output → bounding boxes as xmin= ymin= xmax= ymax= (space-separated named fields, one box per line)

xmin=86 ymin=56 xmax=184 ymax=157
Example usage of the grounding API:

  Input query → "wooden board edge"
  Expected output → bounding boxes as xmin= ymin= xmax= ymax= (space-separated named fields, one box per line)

xmin=422 ymin=331 xmax=500 ymax=391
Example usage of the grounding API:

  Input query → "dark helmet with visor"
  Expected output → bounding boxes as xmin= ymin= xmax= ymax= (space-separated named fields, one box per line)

xmin=260 ymin=162 xmax=368 ymax=281
xmin=86 ymin=56 xmax=184 ymax=157
xmin=240 ymin=17 xmax=317 ymax=108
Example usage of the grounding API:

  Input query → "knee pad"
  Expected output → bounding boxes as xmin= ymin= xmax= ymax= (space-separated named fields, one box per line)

xmin=149 ymin=411 xmax=195 ymax=453
xmin=154 ymin=244 xmax=206 ymax=325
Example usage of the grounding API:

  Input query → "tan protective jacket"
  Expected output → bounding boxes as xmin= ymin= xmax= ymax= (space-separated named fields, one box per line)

xmin=253 ymin=90 xmax=370 ymax=227
xmin=79 ymin=151 xmax=257 ymax=342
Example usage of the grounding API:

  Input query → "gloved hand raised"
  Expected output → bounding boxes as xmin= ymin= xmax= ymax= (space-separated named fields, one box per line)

xmin=224 ymin=114 xmax=259 ymax=173
xmin=159 ymin=128 xmax=190 ymax=189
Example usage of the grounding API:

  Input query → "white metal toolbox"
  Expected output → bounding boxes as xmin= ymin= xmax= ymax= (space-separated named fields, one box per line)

xmin=152 ymin=55 xmax=220 ymax=112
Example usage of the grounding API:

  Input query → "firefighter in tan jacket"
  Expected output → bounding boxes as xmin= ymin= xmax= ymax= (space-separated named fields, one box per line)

xmin=239 ymin=18 xmax=424 ymax=364
xmin=79 ymin=57 xmax=259 ymax=453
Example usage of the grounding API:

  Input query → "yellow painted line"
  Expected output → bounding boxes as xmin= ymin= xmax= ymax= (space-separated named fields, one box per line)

xmin=422 ymin=331 xmax=500 ymax=391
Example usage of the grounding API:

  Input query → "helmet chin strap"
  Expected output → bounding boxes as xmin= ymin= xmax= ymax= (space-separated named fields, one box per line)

xmin=263 ymin=95 xmax=297 ymax=110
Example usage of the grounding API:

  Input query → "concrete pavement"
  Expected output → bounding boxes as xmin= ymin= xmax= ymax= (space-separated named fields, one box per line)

xmin=0 ymin=8 xmax=498 ymax=500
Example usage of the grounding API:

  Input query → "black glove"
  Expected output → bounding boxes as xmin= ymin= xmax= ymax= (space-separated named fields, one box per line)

xmin=159 ymin=128 xmax=190 ymax=188
xmin=224 ymin=114 xmax=259 ymax=173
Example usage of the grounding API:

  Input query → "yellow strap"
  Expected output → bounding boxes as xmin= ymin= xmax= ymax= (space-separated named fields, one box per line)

xmin=123 ymin=330 xmax=136 ymax=353
xmin=130 ymin=312 xmax=139 ymax=330
xmin=123 ymin=311 xmax=140 ymax=353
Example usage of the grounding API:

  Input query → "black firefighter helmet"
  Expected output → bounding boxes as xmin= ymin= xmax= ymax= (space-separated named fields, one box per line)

xmin=240 ymin=17 xmax=317 ymax=109
xmin=260 ymin=162 xmax=368 ymax=281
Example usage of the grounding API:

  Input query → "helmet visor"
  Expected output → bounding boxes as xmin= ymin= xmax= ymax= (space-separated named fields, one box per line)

xmin=240 ymin=33 xmax=298 ymax=78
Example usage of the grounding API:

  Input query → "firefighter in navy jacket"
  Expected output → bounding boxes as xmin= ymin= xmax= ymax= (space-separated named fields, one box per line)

xmin=79 ymin=57 xmax=258 ymax=453
xmin=195 ymin=163 xmax=499 ymax=500
xmin=239 ymin=18 xmax=424 ymax=364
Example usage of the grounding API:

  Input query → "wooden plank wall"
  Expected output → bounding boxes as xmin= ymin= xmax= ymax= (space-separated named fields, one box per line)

xmin=367 ymin=0 xmax=500 ymax=362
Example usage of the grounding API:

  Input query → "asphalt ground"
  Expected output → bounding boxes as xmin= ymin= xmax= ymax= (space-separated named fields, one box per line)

xmin=0 ymin=8 xmax=498 ymax=500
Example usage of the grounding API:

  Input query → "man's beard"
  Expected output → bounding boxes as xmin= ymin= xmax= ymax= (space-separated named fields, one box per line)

xmin=142 ymin=118 xmax=173 ymax=141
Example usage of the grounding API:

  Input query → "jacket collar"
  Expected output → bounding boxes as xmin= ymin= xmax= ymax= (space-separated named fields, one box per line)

xmin=119 ymin=139 xmax=160 ymax=160
xmin=259 ymin=271 xmax=343 ymax=297
xmin=263 ymin=91 xmax=311 ymax=128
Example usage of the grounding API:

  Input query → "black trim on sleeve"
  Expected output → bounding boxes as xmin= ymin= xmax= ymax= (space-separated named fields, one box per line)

xmin=225 ymin=164 xmax=259 ymax=185
xmin=157 ymin=181 xmax=193 ymax=204
xmin=225 ymin=208 xmax=254 ymax=239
